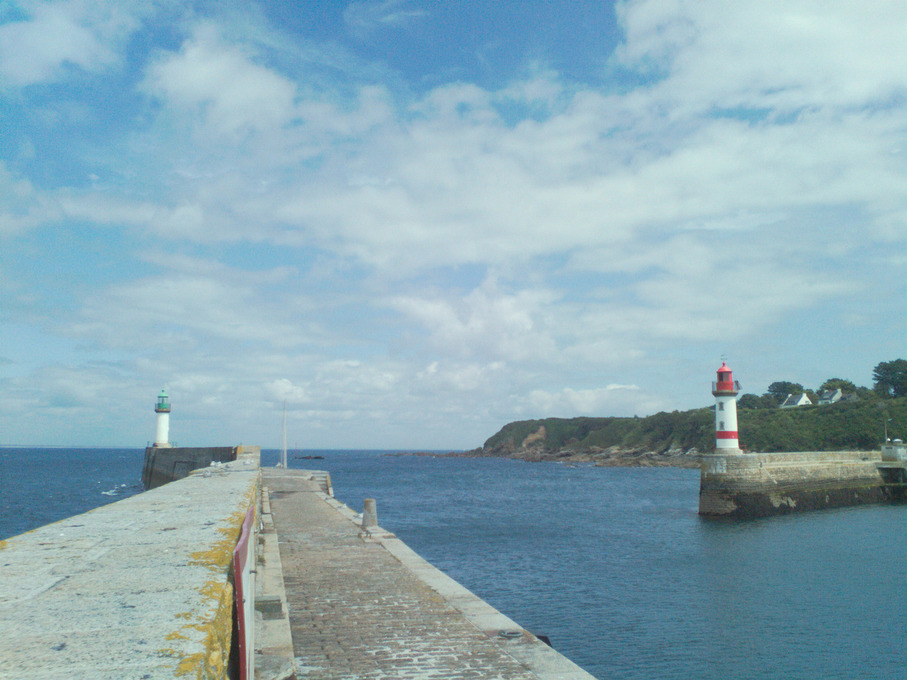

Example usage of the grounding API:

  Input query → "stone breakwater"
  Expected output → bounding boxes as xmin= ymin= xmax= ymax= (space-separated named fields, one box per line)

xmin=699 ymin=450 xmax=900 ymax=518
xmin=141 ymin=445 xmax=237 ymax=489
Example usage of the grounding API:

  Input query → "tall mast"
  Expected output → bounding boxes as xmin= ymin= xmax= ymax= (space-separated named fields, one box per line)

xmin=281 ymin=401 xmax=288 ymax=468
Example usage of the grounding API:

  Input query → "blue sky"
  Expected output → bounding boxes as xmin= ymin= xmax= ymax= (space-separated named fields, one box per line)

xmin=2 ymin=0 xmax=906 ymax=449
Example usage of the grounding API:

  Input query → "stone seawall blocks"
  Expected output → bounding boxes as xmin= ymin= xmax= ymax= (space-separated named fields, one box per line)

xmin=699 ymin=451 xmax=893 ymax=518
xmin=142 ymin=446 xmax=237 ymax=489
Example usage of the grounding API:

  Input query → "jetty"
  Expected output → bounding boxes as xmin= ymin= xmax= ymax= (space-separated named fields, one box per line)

xmin=0 ymin=446 xmax=595 ymax=679
xmin=698 ymin=362 xmax=907 ymax=518
xmin=699 ymin=448 xmax=907 ymax=518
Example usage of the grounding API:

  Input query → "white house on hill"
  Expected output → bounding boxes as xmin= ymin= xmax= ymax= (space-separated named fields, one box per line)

xmin=780 ymin=393 xmax=813 ymax=408
xmin=817 ymin=388 xmax=843 ymax=405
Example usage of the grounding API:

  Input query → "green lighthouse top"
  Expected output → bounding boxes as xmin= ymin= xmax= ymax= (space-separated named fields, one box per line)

xmin=155 ymin=389 xmax=171 ymax=413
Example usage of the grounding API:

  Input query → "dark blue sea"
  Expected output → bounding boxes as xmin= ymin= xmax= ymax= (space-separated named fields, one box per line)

xmin=2 ymin=448 xmax=906 ymax=680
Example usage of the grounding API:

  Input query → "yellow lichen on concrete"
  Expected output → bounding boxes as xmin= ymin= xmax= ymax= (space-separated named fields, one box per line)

xmin=188 ymin=527 xmax=242 ymax=575
xmin=173 ymin=580 xmax=235 ymax=679
xmin=188 ymin=483 xmax=259 ymax=575
xmin=164 ymin=579 xmax=236 ymax=679
xmin=170 ymin=479 xmax=258 ymax=679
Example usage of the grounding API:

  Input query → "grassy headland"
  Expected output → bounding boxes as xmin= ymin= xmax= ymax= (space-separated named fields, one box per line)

xmin=464 ymin=396 xmax=907 ymax=467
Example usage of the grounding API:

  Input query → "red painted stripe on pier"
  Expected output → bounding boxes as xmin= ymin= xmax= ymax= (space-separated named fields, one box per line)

xmin=233 ymin=504 xmax=256 ymax=680
xmin=716 ymin=431 xmax=738 ymax=439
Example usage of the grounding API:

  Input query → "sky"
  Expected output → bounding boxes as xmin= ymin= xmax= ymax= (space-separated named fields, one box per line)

xmin=1 ymin=0 xmax=906 ymax=450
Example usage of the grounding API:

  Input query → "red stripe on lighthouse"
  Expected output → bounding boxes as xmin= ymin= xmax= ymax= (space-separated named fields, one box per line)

xmin=716 ymin=431 xmax=738 ymax=439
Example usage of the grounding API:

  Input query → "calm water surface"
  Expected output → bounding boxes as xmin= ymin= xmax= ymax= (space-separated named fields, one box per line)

xmin=0 ymin=448 xmax=145 ymax=539
xmin=2 ymin=448 xmax=905 ymax=680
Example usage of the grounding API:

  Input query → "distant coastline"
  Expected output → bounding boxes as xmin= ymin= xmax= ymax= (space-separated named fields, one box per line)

xmin=450 ymin=396 xmax=907 ymax=471
xmin=389 ymin=447 xmax=700 ymax=468
xmin=461 ymin=446 xmax=702 ymax=468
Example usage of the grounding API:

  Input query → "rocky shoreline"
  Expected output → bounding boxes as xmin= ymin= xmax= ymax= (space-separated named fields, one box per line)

xmin=393 ymin=447 xmax=702 ymax=469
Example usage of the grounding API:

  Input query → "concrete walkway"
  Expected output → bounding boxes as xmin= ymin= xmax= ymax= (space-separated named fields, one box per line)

xmin=0 ymin=454 xmax=259 ymax=680
xmin=261 ymin=469 xmax=595 ymax=680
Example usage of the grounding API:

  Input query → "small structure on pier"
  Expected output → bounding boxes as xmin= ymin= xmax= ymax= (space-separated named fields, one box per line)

xmin=878 ymin=438 xmax=907 ymax=489
xmin=700 ymin=362 xmax=901 ymax=517
xmin=712 ymin=362 xmax=741 ymax=452
xmin=153 ymin=389 xmax=171 ymax=448
xmin=143 ymin=389 xmax=239 ymax=490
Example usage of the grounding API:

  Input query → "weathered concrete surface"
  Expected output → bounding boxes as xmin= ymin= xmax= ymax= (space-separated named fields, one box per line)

xmin=0 ymin=447 xmax=260 ymax=680
xmin=263 ymin=468 xmax=596 ymax=680
xmin=699 ymin=450 xmax=893 ymax=517
xmin=255 ymin=478 xmax=296 ymax=680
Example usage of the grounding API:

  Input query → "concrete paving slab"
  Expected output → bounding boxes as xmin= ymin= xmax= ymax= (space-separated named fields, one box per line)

xmin=262 ymin=468 xmax=596 ymax=680
xmin=255 ymin=483 xmax=297 ymax=680
xmin=0 ymin=458 xmax=259 ymax=680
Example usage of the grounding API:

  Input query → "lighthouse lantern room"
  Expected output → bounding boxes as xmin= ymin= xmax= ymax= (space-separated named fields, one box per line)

xmin=154 ymin=389 xmax=171 ymax=448
xmin=712 ymin=362 xmax=741 ymax=452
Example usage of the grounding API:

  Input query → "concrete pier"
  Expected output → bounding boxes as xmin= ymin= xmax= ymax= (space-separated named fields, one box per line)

xmin=260 ymin=468 xmax=595 ymax=679
xmin=0 ymin=452 xmax=596 ymax=679
xmin=699 ymin=450 xmax=897 ymax=517
xmin=0 ymin=447 xmax=260 ymax=679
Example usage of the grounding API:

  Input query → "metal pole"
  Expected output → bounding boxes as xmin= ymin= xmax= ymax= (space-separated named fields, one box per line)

xmin=281 ymin=402 xmax=288 ymax=468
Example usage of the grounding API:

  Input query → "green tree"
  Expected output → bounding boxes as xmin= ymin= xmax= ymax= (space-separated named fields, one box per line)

xmin=738 ymin=393 xmax=776 ymax=409
xmin=872 ymin=359 xmax=907 ymax=398
xmin=766 ymin=381 xmax=804 ymax=404
xmin=819 ymin=378 xmax=857 ymax=393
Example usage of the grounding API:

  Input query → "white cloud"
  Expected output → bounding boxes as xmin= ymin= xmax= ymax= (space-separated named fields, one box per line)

xmin=0 ymin=361 xmax=145 ymax=445
xmin=67 ymin=256 xmax=306 ymax=351
xmin=344 ymin=0 xmax=428 ymax=40
xmin=3 ymin=2 xmax=907 ymax=448
xmin=267 ymin=378 xmax=310 ymax=405
xmin=615 ymin=1 xmax=907 ymax=112
xmin=0 ymin=163 xmax=60 ymax=235
xmin=525 ymin=385 xmax=657 ymax=418
xmin=272 ymin=91 xmax=636 ymax=270
xmin=415 ymin=360 xmax=507 ymax=393
xmin=93 ymin=4 xmax=902 ymax=275
xmin=0 ymin=0 xmax=143 ymax=86
xmin=389 ymin=279 xmax=558 ymax=362
xmin=142 ymin=23 xmax=298 ymax=141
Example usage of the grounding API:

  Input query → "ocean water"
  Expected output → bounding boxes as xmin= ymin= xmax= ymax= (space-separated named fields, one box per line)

xmin=0 ymin=448 xmax=145 ymax=540
xmin=2 ymin=448 xmax=906 ymax=680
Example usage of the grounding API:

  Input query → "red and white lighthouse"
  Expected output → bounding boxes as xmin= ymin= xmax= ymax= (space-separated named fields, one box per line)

xmin=712 ymin=362 xmax=740 ymax=451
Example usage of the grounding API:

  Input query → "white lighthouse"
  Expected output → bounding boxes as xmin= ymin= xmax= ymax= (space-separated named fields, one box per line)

xmin=712 ymin=362 xmax=740 ymax=451
xmin=153 ymin=389 xmax=171 ymax=448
